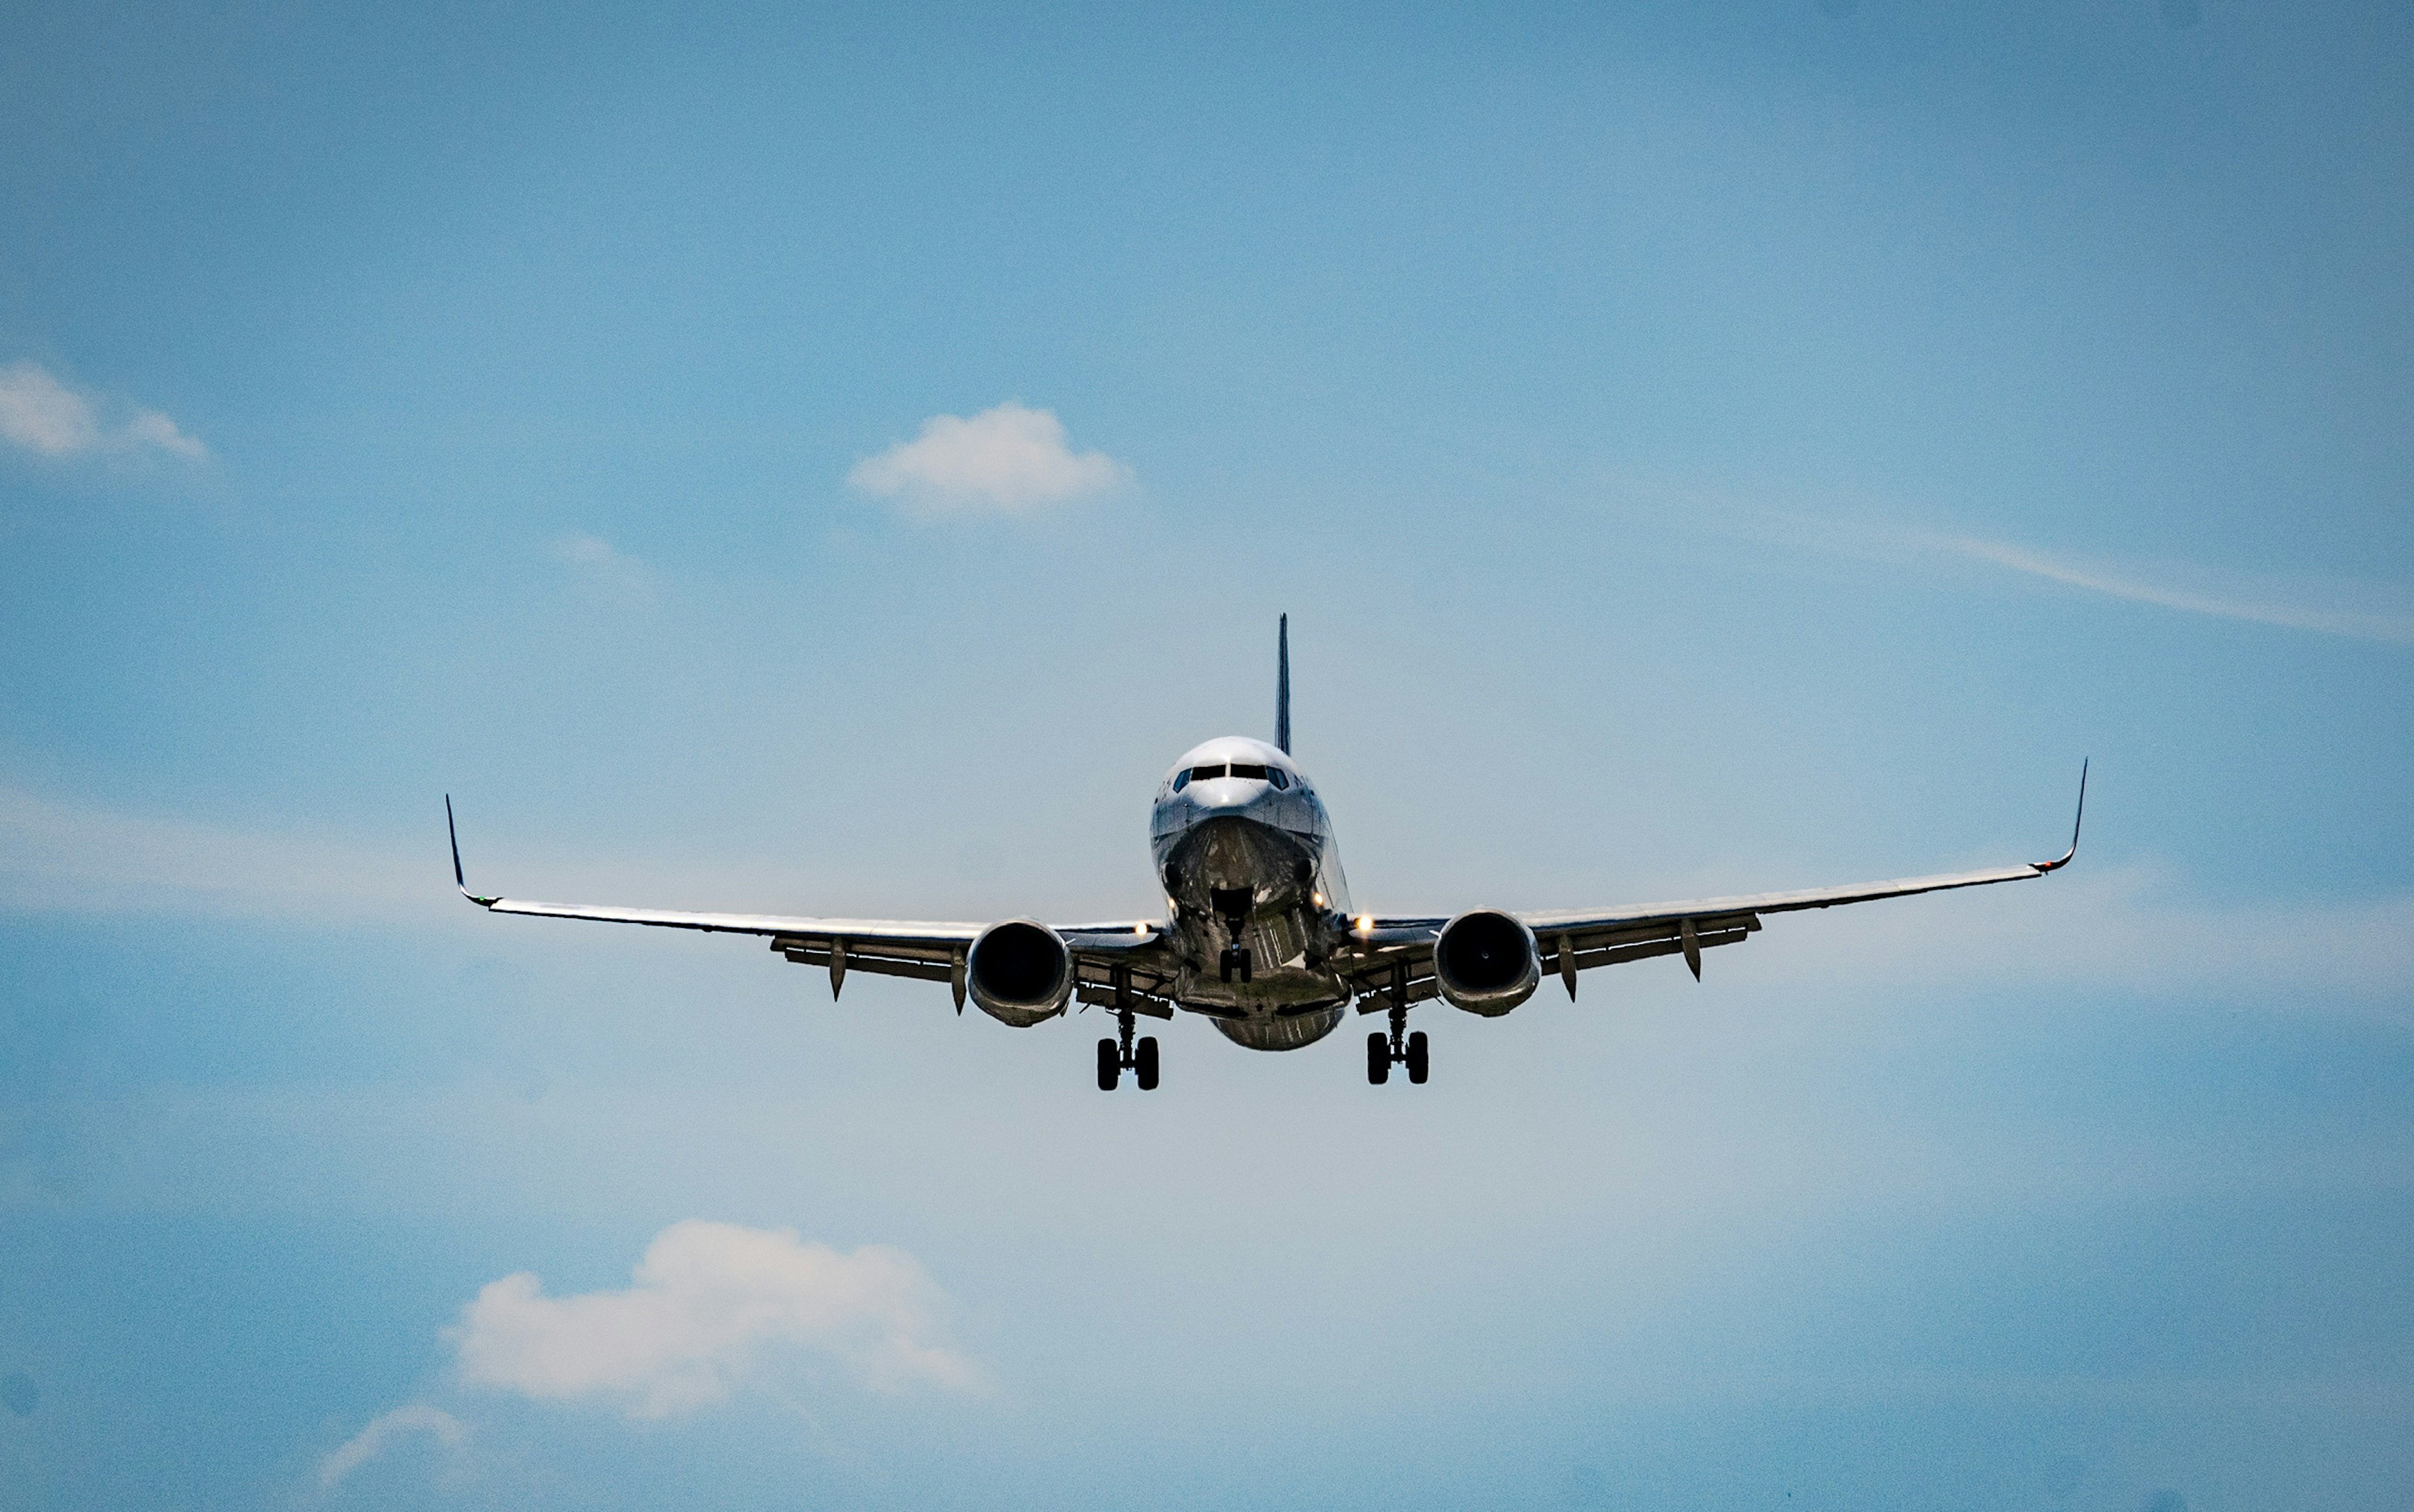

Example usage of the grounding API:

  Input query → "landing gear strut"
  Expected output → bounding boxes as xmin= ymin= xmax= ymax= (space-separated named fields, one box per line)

xmin=1096 ymin=1008 xmax=1159 ymax=1092
xmin=1366 ymin=964 xmax=1429 ymax=1086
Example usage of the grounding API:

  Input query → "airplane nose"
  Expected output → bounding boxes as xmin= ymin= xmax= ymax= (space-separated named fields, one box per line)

xmin=1190 ymin=779 xmax=1267 ymax=812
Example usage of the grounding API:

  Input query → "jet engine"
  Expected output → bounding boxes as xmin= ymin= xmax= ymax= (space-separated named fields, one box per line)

xmin=965 ymin=919 xmax=1075 ymax=1027
xmin=1431 ymin=908 xmax=1540 ymax=1016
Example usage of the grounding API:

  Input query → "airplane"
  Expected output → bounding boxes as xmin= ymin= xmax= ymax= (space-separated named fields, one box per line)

xmin=447 ymin=616 xmax=2085 ymax=1091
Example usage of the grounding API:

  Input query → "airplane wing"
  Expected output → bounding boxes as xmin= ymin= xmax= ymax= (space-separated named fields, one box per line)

xmin=445 ymin=798 xmax=1169 ymax=1011
xmin=1338 ymin=763 xmax=2086 ymax=1005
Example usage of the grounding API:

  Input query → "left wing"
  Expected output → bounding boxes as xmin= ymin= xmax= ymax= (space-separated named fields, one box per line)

xmin=1338 ymin=763 xmax=2085 ymax=1003
xmin=446 ymin=797 xmax=1167 ymax=1010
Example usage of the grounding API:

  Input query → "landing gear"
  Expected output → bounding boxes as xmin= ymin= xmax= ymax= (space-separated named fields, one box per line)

xmin=1212 ymin=888 xmax=1254 ymax=985
xmin=1097 ymin=1009 xmax=1159 ymax=1092
xmin=1365 ymin=972 xmax=1430 ymax=1086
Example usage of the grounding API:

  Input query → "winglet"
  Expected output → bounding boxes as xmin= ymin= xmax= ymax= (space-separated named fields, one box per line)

xmin=1276 ymin=614 xmax=1291 ymax=755
xmin=445 ymin=795 xmax=500 ymax=907
xmin=2034 ymin=759 xmax=2088 ymax=873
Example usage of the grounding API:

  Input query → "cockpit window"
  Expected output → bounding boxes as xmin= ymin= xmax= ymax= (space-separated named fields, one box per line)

xmin=1180 ymin=761 xmax=1286 ymax=788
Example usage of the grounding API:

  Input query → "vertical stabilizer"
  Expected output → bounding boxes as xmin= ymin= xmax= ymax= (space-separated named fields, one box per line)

xmin=1276 ymin=614 xmax=1291 ymax=754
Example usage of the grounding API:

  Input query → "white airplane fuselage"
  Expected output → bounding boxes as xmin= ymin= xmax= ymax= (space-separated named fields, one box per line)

xmin=1149 ymin=736 xmax=1357 ymax=1051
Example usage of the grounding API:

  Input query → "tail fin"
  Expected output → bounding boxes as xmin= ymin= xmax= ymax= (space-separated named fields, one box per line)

xmin=1276 ymin=614 xmax=1291 ymax=754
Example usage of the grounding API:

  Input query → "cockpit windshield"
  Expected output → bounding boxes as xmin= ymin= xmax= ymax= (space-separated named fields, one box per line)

xmin=1173 ymin=763 xmax=1292 ymax=792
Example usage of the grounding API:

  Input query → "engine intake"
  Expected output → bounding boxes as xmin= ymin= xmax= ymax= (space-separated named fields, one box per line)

xmin=966 ymin=919 xmax=1074 ymax=1027
xmin=1432 ymin=908 xmax=1540 ymax=1017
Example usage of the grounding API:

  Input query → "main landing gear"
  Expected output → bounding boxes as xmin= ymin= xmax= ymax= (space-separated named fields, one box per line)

xmin=1097 ymin=1008 xmax=1159 ymax=1092
xmin=1367 ymin=996 xmax=1428 ymax=1086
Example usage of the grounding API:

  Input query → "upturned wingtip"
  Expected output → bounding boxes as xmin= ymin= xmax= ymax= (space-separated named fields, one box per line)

xmin=446 ymin=795 xmax=499 ymax=907
xmin=2036 ymin=759 xmax=2088 ymax=873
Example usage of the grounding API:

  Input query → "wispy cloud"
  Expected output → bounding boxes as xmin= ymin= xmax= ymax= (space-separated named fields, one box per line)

xmin=849 ymin=402 xmax=1128 ymax=513
xmin=0 ymin=360 xmax=207 ymax=462
xmin=549 ymin=532 xmax=656 ymax=605
xmin=1704 ymin=490 xmax=2414 ymax=648
xmin=317 ymin=1403 xmax=465 ymax=1490
xmin=1931 ymin=534 xmax=2414 ymax=646
xmin=449 ymin=1220 xmax=983 ymax=1416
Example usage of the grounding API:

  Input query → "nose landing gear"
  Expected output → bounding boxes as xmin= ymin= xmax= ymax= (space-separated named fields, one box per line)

xmin=1096 ymin=1007 xmax=1160 ymax=1092
xmin=1210 ymin=886 xmax=1255 ymax=985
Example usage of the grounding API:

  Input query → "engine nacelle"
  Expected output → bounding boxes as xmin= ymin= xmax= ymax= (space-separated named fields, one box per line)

xmin=1432 ymin=908 xmax=1540 ymax=1017
xmin=965 ymin=919 xmax=1074 ymax=1027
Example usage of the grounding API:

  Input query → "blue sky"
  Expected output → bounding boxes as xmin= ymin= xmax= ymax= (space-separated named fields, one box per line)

xmin=2 ymin=3 xmax=2410 ymax=1508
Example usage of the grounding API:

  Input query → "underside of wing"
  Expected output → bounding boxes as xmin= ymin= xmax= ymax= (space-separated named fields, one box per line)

xmin=1336 ymin=764 xmax=2086 ymax=1004
xmin=447 ymin=796 xmax=1172 ymax=1004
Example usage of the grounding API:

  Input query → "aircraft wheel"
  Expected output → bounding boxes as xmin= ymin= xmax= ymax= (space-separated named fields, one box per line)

xmin=1406 ymin=1030 xmax=1429 ymax=1084
xmin=1366 ymin=1030 xmax=1390 ymax=1085
xmin=1096 ymin=1037 xmax=1120 ymax=1091
xmin=1135 ymin=1035 xmax=1160 ymax=1091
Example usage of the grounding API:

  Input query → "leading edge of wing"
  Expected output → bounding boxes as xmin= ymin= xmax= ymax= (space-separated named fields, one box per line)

xmin=446 ymin=797 xmax=1155 ymax=944
xmin=477 ymin=896 xmax=1162 ymax=943
xmin=1513 ymin=859 xmax=2048 ymax=935
xmin=480 ymin=895 xmax=990 ymax=940
xmin=1381 ymin=762 xmax=2090 ymax=938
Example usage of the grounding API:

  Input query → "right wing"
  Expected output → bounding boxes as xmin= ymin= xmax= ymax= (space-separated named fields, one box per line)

xmin=1335 ymin=763 xmax=2086 ymax=1003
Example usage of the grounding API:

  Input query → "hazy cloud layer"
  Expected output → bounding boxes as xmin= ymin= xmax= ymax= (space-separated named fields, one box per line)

xmin=848 ymin=402 xmax=1128 ymax=512
xmin=0 ymin=361 xmax=206 ymax=462
xmin=449 ymin=1220 xmax=982 ymax=1416
xmin=317 ymin=1404 xmax=465 ymax=1489
xmin=1728 ymin=861 xmax=2414 ymax=1012
xmin=0 ymin=783 xmax=438 ymax=920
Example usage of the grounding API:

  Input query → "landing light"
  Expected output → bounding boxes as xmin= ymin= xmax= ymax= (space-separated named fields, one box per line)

xmin=1354 ymin=914 xmax=1373 ymax=932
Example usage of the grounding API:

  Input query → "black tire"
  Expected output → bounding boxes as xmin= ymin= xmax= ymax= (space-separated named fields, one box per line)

xmin=1096 ymin=1037 xmax=1120 ymax=1091
xmin=1406 ymin=1029 xmax=1430 ymax=1084
xmin=1135 ymin=1035 xmax=1160 ymax=1091
xmin=1367 ymin=1030 xmax=1391 ymax=1085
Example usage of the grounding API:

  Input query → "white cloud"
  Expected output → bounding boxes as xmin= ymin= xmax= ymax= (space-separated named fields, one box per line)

xmin=317 ymin=1403 xmax=466 ymax=1490
xmin=0 ymin=360 xmax=207 ymax=462
xmin=0 ymin=363 xmax=98 ymax=456
xmin=449 ymin=1220 xmax=983 ymax=1417
xmin=848 ymin=402 xmax=1129 ymax=512
xmin=123 ymin=407 xmax=208 ymax=460
xmin=549 ymin=532 xmax=656 ymax=605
